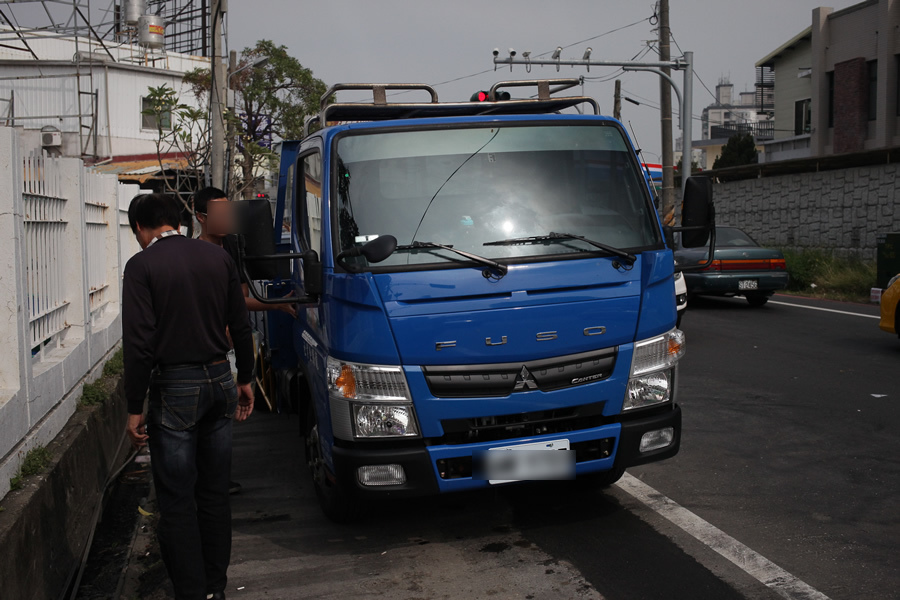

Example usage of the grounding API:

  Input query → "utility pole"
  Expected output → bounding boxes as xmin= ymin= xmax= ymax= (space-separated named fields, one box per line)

xmin=210 ymin=0 xmax=226 ymax=190
xmin=658 ymin=0 xmax=675 ymax=226
xmin=225 ymin=49 xmax=237 ymax=198
xmin=613 ymin=79 xmax=622 ymax=121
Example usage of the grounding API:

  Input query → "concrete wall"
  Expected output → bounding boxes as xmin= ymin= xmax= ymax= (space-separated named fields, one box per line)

xmin=0 ymin=126 xmax=140 ymax=501
xmin=0 ymin=376 xmax=128 ymax=600
xmin=707 ymin=161 xmax=899 ymax=259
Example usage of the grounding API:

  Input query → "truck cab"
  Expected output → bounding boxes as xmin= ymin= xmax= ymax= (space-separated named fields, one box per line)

xmin=240 ymin=80 xmax=714 ymax=521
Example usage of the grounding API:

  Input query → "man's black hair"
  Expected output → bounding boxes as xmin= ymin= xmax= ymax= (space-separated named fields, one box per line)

xmin=193 ymin=186 xmax=227 ymax=215
xmin=128 ymin=193 xmax=183 ymax=234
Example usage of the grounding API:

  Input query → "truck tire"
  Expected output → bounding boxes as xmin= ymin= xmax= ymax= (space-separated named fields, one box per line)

xmin=575 ymin=467 xmax=625 ymax=490
xmin=304 ymin=402 xmax=364 ymax=523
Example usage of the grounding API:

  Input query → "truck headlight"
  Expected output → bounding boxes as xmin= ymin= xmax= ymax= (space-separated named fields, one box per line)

xmin=626 ymin=369 xmax=673 ymax=410
xmin=353 ymin=404 xmax=418 ymax=437
xmin=624 ymin=329 xmax=684 ymax=410
xmin=327 ymin=358 xmax=420 ymax=438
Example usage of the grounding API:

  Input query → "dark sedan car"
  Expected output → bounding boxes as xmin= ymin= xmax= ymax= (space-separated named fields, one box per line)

xmin=675 ymin=226 xmax=789 ymax=307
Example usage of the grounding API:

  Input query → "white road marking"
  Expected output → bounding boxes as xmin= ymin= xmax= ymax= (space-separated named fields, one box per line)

xmin=769 ymin=300 xmax=880 ymax=320
xmin=615 ymin=473 xmax=831 ymax=600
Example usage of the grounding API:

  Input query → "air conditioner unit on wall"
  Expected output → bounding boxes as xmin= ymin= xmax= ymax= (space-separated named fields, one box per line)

xmin=42 ymin=131 xmax=62 ymax=147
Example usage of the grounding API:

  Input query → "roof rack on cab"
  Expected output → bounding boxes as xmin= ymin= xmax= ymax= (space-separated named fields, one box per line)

xmin=302 ymin=78 xmax=600 ymax=136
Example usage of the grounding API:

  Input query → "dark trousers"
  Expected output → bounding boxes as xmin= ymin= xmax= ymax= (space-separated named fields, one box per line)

xmin=148 ymin=362 xmax=239 ymax=600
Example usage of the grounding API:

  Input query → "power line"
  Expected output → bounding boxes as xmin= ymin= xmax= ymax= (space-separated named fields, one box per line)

xmin=669 ymin=29 xmax=717 ymax=104
xmin=532 ymin=15 xmax=654 ymax=58
xmin=385 ymin=11 xmax=657 ymax=99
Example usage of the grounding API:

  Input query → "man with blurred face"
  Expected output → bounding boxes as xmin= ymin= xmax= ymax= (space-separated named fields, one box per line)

xmin=123 ymin=193 xmax=254 ymax=600
xmin=193 ymin=187 xmax=297 ymax=318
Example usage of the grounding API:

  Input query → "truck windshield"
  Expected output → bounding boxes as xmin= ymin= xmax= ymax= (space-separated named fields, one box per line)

xmin=334 ymin=123 xmax=661 ymax=268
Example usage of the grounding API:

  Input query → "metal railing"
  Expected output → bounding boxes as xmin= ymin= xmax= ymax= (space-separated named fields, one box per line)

xmin=83 ymin=171 xmax=110 ymax=316
xmin=22 ymin=155 xmax=69 ymax=355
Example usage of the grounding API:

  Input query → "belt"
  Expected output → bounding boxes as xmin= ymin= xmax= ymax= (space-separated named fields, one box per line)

xmin=155 ymin=356 xmax=229 ymax=371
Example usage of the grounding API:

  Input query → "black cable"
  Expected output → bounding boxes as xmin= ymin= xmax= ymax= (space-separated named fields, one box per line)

xmin=409 ymin=128 xmax=500 ymax=244
xmin=386 ymin=11 xmax=656 ymax=100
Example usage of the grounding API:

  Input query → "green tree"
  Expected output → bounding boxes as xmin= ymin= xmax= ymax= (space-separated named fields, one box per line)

xmin=226 ymin=40 xmax=327 ymax=198
xmin=713 ymin=133 xmax=758 ymax=169
xmin=142 ymin=84 xmax=209 ymax=215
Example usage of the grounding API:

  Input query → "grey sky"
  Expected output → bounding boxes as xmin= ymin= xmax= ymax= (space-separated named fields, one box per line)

xmin=229 ymin=0 xmax=859 ymax=159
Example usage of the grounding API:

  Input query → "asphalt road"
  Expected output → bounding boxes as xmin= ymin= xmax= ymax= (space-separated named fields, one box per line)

xmin=217 ymin=293 xmax=898 ymax=600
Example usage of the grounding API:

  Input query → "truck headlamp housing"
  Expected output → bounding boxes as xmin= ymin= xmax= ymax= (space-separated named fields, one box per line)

xmin=630 ymin=329 xmax=685 ymax=377
xmin=327 ymin=358 xmax=420 ymax=439
xmin=624 ymin=329 xmax=684 ymax=411
xmin=327 ymin=358 xmax=411 ymax=401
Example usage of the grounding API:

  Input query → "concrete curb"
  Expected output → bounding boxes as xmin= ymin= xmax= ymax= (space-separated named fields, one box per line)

xmin=0 ymin=376 xmax=128 ymax=600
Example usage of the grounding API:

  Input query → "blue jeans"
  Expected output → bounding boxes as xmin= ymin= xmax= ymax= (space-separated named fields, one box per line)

xmin=148 ymin=361 xmax=238 ymax=600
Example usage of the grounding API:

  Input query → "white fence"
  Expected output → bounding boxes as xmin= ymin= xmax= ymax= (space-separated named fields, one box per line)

xmin=0 ymin=126 xmax=142 ymax=500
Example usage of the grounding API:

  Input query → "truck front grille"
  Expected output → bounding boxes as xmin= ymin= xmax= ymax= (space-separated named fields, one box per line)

xmin=423 ymin=347 xmax=617 ymax=398
xmin=436 ymin=401 xmax=609 ymax=445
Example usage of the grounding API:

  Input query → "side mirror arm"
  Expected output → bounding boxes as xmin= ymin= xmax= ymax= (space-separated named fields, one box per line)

xmin=240 ymin=257 xmax=320 ymax=305
xmin=665 ymin=225 xmax=716 ymax=272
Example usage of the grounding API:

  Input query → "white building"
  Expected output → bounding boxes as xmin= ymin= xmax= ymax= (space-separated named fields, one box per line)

xmin=0 ymin=23 xmax=208 ymax=179
xmin=693 ymin=79 xmax=773 ymax=170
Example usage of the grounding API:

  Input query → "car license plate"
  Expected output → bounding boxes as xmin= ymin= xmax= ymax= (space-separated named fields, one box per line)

xmin=479 ymin=439 xmax=574 ymax=484
xmin=738 ymin=279 xmax=758 ymax=290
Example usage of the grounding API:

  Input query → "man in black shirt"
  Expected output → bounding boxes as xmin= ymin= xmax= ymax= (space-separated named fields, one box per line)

xmin=123 ymin=193 xmax=253 ymax=600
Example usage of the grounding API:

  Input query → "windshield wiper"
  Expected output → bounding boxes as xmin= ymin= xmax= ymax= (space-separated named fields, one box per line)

xmin=483 ymin=232 xmax=636 ymax=266
xmin=395 ymin=241 xmax=508 ymax=278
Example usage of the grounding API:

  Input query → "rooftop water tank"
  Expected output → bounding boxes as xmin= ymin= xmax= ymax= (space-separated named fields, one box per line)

xmin=138 ymin=14 xmax=165 ymax=49
xmin=123 ymin=0 xmax=146 ymax=26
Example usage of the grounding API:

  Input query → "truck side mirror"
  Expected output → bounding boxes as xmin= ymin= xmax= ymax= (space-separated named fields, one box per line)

xmin=235 ymin=199 xmax=289 ymax=280
xmin=680 ymin=176 xmax=715 ymax=248
xmin=336 ymin=235 xmax=398 ymax=272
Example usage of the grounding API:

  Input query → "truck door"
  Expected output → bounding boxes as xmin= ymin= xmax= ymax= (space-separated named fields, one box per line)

xmin=293 ymin=149 xmax=324 ymax=309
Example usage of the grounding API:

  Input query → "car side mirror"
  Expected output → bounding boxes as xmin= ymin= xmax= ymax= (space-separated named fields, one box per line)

xmin=679 ymin=176 xmax=715 ymax=248
xmin=336 ymin=235 xmax=398 ymax=272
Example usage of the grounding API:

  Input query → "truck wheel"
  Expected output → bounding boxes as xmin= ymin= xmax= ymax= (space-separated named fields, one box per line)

xmin=303 ymin=402 xmax=364 ymax=523
xmin=575 ymin=467 xmax=625 ymax=490
xmin=745 ymin=293 xmax=769 ymax=307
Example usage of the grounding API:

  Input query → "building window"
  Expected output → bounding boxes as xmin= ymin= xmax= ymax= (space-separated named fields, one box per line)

xmin=867 ymin=60 xmax=877 ymax=121
xmin=827 ymin=71 xmax=834 ymax=127
xmin=794 ymin=98 xmax=812 ymax=135
xmin=141 ymin=97 xmax=172 ymax=131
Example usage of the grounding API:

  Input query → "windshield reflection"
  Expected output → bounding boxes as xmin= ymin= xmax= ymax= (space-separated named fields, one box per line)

xmin=335 ymin=124 xmax=661 ymax=269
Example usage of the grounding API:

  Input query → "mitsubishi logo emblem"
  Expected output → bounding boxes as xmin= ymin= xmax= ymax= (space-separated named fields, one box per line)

xmin=513 ymin=366 xmax=538 ymax=391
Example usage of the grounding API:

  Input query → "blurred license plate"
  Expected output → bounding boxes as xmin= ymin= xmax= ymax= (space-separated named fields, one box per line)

xmin=478 ymin=439 xmax=574 ymax=484
xmin=738 ymin=279 xmax=758 ymax=290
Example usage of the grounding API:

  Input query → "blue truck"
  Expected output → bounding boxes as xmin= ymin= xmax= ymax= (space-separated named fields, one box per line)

xmin=238 ymin=79 xmax=714 ymax=521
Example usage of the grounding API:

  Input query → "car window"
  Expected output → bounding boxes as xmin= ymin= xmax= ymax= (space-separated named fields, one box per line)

xmin=714 ymin=227 xmax=758 ymax=247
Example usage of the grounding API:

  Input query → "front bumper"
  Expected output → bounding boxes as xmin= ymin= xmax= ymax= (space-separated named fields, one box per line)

xmin=330 ymin=404 xmax=681 ymax=498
